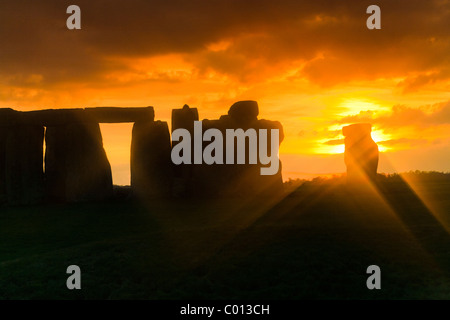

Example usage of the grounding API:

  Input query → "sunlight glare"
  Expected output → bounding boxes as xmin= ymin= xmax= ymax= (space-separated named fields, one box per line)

xmin=338 ymin=98 xmax=382 ymax=117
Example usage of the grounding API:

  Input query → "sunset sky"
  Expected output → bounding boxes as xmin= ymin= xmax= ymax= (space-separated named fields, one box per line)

xmin=1 ymin=0 xmax=449 ymax=185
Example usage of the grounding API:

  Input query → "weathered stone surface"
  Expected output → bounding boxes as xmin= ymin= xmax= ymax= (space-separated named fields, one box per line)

xmin=228 ymin=100 xmax=259 ymax=127
xmin=85 ymin=107 xmax=154 ymax=123
xmin=45 ymin=122 xmax=113 ymax=202
xmin=131 ymin=121 xmax=172 ymax=198
xmin=5 ymin=125 xmax=44 ymax=205
xmin=343 ymin=123 xmax=379 ymax=182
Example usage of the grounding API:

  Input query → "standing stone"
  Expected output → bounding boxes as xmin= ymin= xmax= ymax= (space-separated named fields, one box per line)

xmin=0 ymin=126 xmax=7 ymax=204
xmin=228 ymin=100 xmax=259 ymax=128
xmin=0 ymin=108 xmax=18 ymax=126
xmin=189 ymin=102 xmax=284 ymax=197
xmin=5 ymin=124 xmax=45 ymax=205
xmin=254 ymin=119 xmax=284 ymax=195
xmin=171 ymin=105 xmax=199 ymax=197
xmin=131 ymin=121 xmax=172 ymax=198
xmin=343 ymin=123 xmax=379 ymax=183
xmin=65 ymin=122 xmax=113 ymax=202
xmin=221 ymin=103 xmax=284 ymax=197
xmin=221 ymin=117 xmax=284 ymax=197
xmin=191 ymin=119 xmax=228 ymax=196
xmin=172 ymin=104 xmax=199 ymax=133
xmin=45 ymin=121 xmax=113 ymax=202
xmin=0 ymin=109 xmax=17 ymax=204
xmin=44 ymin=126 xmax=64 ymax=201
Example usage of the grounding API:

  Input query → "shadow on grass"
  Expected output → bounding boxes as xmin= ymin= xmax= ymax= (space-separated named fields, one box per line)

xmin=0 ymin=172 xmax=449 ymax=299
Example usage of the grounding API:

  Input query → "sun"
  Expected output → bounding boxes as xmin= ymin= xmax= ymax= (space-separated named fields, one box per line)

xmin=370 ymin=127 xmax=391 ymax=152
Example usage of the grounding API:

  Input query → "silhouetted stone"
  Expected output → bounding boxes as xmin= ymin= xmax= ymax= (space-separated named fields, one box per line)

xmin=85 ymin=107 xmax=154 ymax=123
xmin=131 ymin=121 xmax=172 ymax=198
xmin=172 ymin=104 xmax=199 ymax=133
xmin=1 ymin=103 xmax=284 ymax=204
xmin=45 ymin=121 xmax=113 ymax=202
xmin=44 ymin=126 xmax=66 ymax=201
xmin=254 ymin=119 xmax=284 ymax=194
xmin=171 ymin=105 xmax=199 ymax=197
xmin=181 ymin=102 xmax=284 ymax=197
xmin=23 ymin=109 xmax=86 ymax=126
xmin=343 ymin=123 xmax=379 ymax=183
xmin=221 ymin=118 xmax=284 ymax=196
xmin=1 ymin=107 xmax=155 ymax=127
xmin=1 ymin=109 xmax=45 ymax=205
xmin=5 ymin=125 xmax=44 ymax=205
xmin=191 ymin=119 xmax=229 ymax=196
xmin=0 ymin=109 xmax=18 ymax=126
xmin=0 ymin=126 xmax=6 ymax=204
xmin=228 ymin=100 xmax=259 ymax=127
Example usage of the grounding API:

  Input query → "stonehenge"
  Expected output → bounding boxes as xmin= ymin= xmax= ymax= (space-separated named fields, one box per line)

xmin=0 ymin=102 xmax=386 ymax=206
xmin=0 ymin=107 xmax=156 ymax=205
xmin=0 ymin=102 xmax=285 ymax=205
xmin=342 ymin=123 xmax=379 ymax=183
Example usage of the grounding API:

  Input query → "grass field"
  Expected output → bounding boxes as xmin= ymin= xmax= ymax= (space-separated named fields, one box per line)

xmin=1 ymin=172 xmax=449 ymax=299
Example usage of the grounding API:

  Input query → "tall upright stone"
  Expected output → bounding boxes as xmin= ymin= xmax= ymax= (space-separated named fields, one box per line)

xmin=5 ymin=124 xmax=45 ymax=205
xmin=342 ymin=123 xmax=379 ymax=183
xmin=131 ymin=121 xmax=172 ymax=198
xmin=0 ymin=109 xmax=16 ymax=204
xmin=45 ymin=119 xmax=113 ymax=202
xmin=191 ymin=118 xmax=229 ymax=196
xmin=172 ymin=104 xmax=199 ymax=134
xmin=171 ymin=105 xmax=199 ymax=197
xmin=0 ymin=126 xmax=7 ymax=204
xmin=254 ymin=119 xmax=284 ymax=194
xmin=44 ymin=126 xmax=67 ymax=201
xmin=186 ymin=101 xmax=284 ymax=197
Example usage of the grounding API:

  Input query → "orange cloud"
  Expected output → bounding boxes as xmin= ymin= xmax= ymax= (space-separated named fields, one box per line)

xmin=338 ymin=101 xmax=450 ymax=129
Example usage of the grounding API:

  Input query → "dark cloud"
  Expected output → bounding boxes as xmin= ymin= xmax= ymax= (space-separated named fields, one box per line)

xmin=1 ymin=0 xmax=449 ymax=87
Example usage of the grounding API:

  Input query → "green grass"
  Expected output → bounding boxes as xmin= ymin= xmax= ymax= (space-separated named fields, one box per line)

xmin=1 ymin=172 xmax=450 ymax=299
